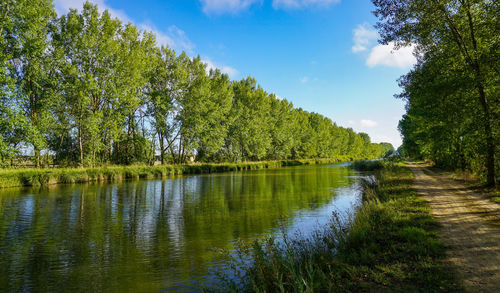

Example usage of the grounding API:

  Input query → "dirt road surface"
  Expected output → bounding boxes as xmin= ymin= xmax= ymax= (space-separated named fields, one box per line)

xmin=409 ymin=163 xmax=500 ymax=292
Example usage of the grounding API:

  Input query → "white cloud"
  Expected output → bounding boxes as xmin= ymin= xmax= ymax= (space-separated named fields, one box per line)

xmin=366 ymin=42 xmax=417 ymax=69
xmin=300 ymin=76 xmax=309 ymax=83
xmin=360 ymin=119 xmax=378 ymax=127
xmin=54 ymin=0 xmax=239 ymax=78
xmin=351 ymin=23 xmax=378 ymax=53
xmin=203 ymin=58 xmax=239 ymax=78
xmin=352 ymin=22 xmax=417 ymax=69
xmin=140 ymin=24 xmax=194 ymax=54
xmin=54 ymin=0 xmax=130 ymax=22
xmin=273 ymin=0 xmax=340 ymax=9
xmin=200 ymin=0 xmax=261 ymax=15
xmin=346 ymin=119 xmax=377 ymax=127
xmin=54 ymin=0 xmax=194 ymax=53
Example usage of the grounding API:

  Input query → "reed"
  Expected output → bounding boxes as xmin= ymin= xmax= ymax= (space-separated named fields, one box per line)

xmin=0 ymin=158 xmax=345 ymax=189
xmin=213 ymin=164 xmax=460 ymax=292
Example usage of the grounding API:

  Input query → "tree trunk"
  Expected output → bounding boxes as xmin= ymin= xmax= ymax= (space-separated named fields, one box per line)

xmin=159 ymin=132 xmax=165 ymax=165
xmin=78 ymin=126 xmax=84 ymax=167
xmin=57 ymin=130 xmax=66 ymax=163
xmin=34 ymin=147 xmax=40 ymax=168
xmin=177 ymin=138 xmax=182 ymax=164
xmin=476 ymin=81 xmax=496 ymax=187
xmin=464 ymin=3 xmax=496 ymax=187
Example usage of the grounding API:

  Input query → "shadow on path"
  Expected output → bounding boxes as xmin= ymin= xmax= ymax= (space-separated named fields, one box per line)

xmin=410 ymin=164 xmax=500 ymax=292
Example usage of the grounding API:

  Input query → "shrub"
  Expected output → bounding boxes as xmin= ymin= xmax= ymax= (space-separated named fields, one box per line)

xmin=351 ymin=160 xmax=384 ymax=171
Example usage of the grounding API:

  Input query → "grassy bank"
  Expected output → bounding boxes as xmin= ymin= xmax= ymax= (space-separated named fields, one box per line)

xmin=216 ymin=163 xmax=460 ymax=292
xmin=0 ymin=158 xmax=346 ymax=189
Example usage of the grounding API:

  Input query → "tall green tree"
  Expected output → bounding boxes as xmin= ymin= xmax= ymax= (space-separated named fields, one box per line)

xmin=0 ymin=0 xmax=19 ymax=164
xmin=397 ymin=50 xmax=483 ymax=170
xmin=53 ymin=2 xmax=122 ymax=166
xmin=1 ymin=0 xmax=56 ymax=167
xmin=192 ymin=68 xmax=233 ymax=162
xmin=146 ymin=47 xmax=185 ymax=164
xmin=112 ymin=24 xmax=155 ymax=164
xmin=0 ymin=0 xmax=394 ymax=167
xmin=226 ymin=78 xmax=272 ymax=161
xmin=289 ymin=109 xmax=311 ymax=159
xmin=373 ymin=0 xmax=498 ymax=184
xmin=267 ymin=97 xmax=295 ymax=160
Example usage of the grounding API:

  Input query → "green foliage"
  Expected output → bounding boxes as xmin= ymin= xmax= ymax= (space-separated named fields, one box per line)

xmin=0 ymin=0 xmax=393 ymax=168
xmin=0 ymin=0 xmax=53 ymax=166
xmin=226 ymin=77 xmax=272 ymax=161
xmin=372 ymin=0 xmax=499 ymax=185
xmin=216 ymin=165 xmax=460 ymax=292
xmin=351 ymin=160 xmax=384 ymax=171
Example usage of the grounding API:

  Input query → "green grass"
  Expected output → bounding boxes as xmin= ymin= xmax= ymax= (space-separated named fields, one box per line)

xmin=489 ymin=189 xmax=500 ymax=204
xmin=213 ymin=164 xmax=461 ymax=292
xmin=0 ymin=158 xmax=348 ymax=189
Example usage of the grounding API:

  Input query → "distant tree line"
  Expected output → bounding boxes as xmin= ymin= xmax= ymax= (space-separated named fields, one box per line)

xmin=0 ymin=0 xmax=393 ymax=167
xmin=372 ymin=0 xmax=498 ymax=185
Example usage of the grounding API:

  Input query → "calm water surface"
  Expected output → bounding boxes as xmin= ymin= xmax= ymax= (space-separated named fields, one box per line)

xmin=0 ymin=164 xmax=362 ymax=292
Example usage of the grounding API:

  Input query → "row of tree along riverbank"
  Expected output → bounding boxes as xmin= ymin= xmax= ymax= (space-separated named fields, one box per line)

xmin=0 ymin=158 xmax=352 ymax=189
xmin=214 ymin=161 xmax=460 ymax=292
xmin=370 ymin=0 xmax=499 ymax=186
xmin=0 ymin=1 xmax=393 ymax=169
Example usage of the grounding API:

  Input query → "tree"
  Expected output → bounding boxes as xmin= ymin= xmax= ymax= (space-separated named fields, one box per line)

xmin=226 ymin=77 xmax=272 ymax=161
xmin=193 ymin=68 xmax=233 ymax=162
xmin=378 ymin=142 xmax=395 ymax=157
xmin=1 ymin=0 xmax=56 ymax=167
xmin=53 ymin=2 xmax=122 ymax=166
xmin=175 ymin=57 xmax=233 ymax=163
xmin=397 ymin=50 xmax=483 ymax=171
xmin=112 ymin=23 xmax=155 ymax=164
xmin=267 ymin=97 xmax=295 ymax=160
xmin=0 ymin=0 xmax=20 ymax=164
xmin=372 ymin=0 xmax=498 ymax=185
xmin=146 ymin=47 xmax=185 ymax=164
xmin=0 ymin=0 xmax=395 ymax=167
xmin=290 ymin=109 xmax=316 ymax=159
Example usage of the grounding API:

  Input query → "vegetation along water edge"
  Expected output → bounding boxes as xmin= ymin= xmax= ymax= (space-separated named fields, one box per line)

xmin=0 ymin=158 xmax=359 ymax=189
xmin=211 ymin=161 xmax=461 ymax=292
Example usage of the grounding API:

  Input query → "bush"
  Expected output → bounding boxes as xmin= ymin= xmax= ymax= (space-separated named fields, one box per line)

xmin=351 ymin=160 xmax=384 ymax=171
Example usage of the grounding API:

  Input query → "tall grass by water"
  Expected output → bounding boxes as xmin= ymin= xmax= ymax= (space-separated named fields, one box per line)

xmin=214 ymin=163 xmax=460 ymax=292
xmin=0 ymin=158 xmax=344 ymax=189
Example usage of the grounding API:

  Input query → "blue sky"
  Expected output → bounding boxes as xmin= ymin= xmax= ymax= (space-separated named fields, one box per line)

xmin=54 ymin=0 xmax=417 ymax=147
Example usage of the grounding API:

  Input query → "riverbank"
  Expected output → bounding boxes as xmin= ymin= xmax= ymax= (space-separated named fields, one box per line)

xmin=0 ymin=158 xmax=349 ymax=189
xmin=216 ymin=163 xmax=461 ymax=292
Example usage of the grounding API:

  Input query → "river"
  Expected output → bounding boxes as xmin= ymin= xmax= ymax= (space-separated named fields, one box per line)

xmin=0 ymin=163 xmax=363 ymax=292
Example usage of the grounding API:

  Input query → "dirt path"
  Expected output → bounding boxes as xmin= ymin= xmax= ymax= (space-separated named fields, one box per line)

xmin=409 ymin=163 xmax=500 ymax=292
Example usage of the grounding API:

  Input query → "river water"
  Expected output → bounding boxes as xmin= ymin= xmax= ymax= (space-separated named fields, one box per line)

xmin=0 ymin=164 xmax=363 ymax=292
